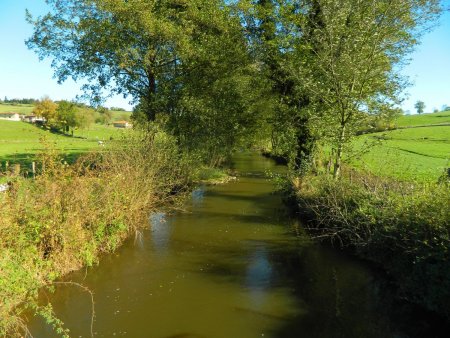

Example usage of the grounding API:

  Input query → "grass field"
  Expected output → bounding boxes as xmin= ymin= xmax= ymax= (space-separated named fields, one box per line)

xmin=350 ymin=112 xmax=450 ymax=182
xmin=0 ymin=120 xmax=128 ymax=174
xmin=0 ymin=103 xmax=34 ymax=115
xmin=395 ymin=110 xmax=450 ymax=127
xmin=0 ymin=103 xmax=132 ymax=121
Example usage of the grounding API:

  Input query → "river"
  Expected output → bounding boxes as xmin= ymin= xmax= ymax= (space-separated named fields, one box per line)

xmin=26 ymin=152 xmax=437 ymax=337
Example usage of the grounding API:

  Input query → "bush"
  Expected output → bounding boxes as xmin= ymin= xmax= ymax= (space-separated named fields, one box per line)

xmin=294 ymin=171 xmax=450 ymax=319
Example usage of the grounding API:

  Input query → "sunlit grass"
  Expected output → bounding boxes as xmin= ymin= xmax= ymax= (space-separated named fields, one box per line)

xmin=0 ymin=120 xmax=127 ymax=165
xmin=350 ymin=120 xmax=450 ymax=182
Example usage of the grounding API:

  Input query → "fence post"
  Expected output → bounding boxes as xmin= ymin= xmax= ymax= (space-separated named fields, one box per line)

xmin=13 ymin=164 xmax=21 ymax=176
xmin=32 ymin=161 xmax=36 ymax=178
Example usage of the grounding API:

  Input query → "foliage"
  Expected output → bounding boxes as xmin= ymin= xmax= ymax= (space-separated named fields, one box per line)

xmin=95 ymin=107 xmax=113 ymax=125
xmin=294 ymin=171 xmax=450 ymax=319
xmin=33 ymin=96 xmax=58 ymax=122
xmin=238 ymin=0 xmax=440 ymax=178
xmin=27 ymin=0 xmax=261 ymax=165
xmin=55 ymin=101 xmax=78 ymax=133
xmin=289 ymin=0 xmax=440 ymax=177
xmin=27 ymin=0 xmax=234 ymax=118
xmin=1 ymin=98 xmax=37 ymax=105
xmin=415 ymin=100 xmax=426 ymax=114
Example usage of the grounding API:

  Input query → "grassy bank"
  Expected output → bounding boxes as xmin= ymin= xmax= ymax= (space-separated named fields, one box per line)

xmin=0 ymin=104 xmax=34 ymax=115
xmin=395 ymin=110 xmax=450 ymax=128
xmin=0 ymin=103 xmax=131 ymax=120
xmin=350 ymin=125 xmax=449 ymax=181
xmin=0 ymin=131 xmax=193 ymax=337
xmin=292 ymin=171 xmax=449 ymax=319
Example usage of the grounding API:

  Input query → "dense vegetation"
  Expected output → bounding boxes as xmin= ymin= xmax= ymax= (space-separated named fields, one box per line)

xmin=294 ymin=170 xmax=449 ymax=318
xmin=0 ymin=0 xmax=447 ymax=336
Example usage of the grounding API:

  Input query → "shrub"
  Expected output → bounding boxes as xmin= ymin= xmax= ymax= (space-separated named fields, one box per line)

xmin=295 ymin=171 xmax=450 ymax=318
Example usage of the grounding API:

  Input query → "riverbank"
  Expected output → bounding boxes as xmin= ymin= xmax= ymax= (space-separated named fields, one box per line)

xmin=0 ymin=131 xmax=195 ymax=337
xmin=289 ymin=169 xmax=450 ymax=321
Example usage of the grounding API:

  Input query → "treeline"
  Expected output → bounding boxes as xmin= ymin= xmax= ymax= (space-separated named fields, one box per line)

xmin=0 ymin=97 xmax=38 ymax=105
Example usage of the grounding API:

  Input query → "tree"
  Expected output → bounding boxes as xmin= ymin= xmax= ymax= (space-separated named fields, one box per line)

xmin=33 ymin=96 xmax=58 ymax=123
xmin=238 ymin=0 xmax=317 ymax=173
xmin=75 ymin=108 xmax=95 ymax=130
xmin=26 ymin=0 xmax=239 ymax=122
xmin=415 ymin=100 xmax=426 ymax=114
xmin=286 ymin=0 xmax=440 ymax=177
xmin=27 ymin=0 xmax=259 ymax=165
xmin=96 ymin=106 xmax=113 ymax=125
xmin=56 ymin=100 xmax=78 ymax=134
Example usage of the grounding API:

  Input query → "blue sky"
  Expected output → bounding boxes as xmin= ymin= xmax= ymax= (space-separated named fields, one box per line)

xmin=0 ymin=0 xmax=449 ymax=113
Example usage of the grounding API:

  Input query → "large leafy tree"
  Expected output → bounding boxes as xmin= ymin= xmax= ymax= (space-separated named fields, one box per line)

xmin=27 ymin=0 xmax=234 ymax=121
xmin=56 ymin=100 xmax=78 ymax=133
xmin=240 ymin=0 xmax=321 ymax=173
xmin=243 ymin=0 xmax=440 ymax=177
xmin=27 ymin=0 xmax=259 ymax=164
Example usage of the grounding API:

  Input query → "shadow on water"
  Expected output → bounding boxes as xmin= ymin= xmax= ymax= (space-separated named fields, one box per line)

xmin=25 ymin=152 xmax=449 ymax=338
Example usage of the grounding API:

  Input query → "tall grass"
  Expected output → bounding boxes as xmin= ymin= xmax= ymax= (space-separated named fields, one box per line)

xmin=0 ymin=130 xmax=193 ymax=337
xmin=293 ymin=170 xmax=450 ymax=319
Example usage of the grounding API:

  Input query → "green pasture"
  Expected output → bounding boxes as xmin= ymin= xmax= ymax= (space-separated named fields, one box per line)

xmin=350 ymin=124 xmax=449 ymax=182
xmin=0 ymin=103 xmax=34 ymax=115
xmin=395 ymin=110 xmax=450 ymax=128
xmin=0 ymin=120 xmax=127 ymax=168
xmin=110 ymin=110 xmax=132 ymax=121
xmin=0 ymin=103 xmax=132 ymax=121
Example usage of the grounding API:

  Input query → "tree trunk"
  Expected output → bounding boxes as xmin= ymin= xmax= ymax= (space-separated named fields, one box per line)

xmin=333 ymin=124 xmax=346 ymax=179
xmin=145 ymin=70 xmax=157 ymax=121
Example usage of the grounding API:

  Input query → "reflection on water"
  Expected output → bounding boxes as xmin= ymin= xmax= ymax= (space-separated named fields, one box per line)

xmin=149 ymin=212 xmax=171 ymax=254
xmin=245 ymin=244 xmax=273 ymax=309
xmin=26 ymin=153 xmax=446 ymax=338
xmin=246 ymin=245 xmax=272 ymax=289
xmin=191 ymin=187 xmax=205 ymax=206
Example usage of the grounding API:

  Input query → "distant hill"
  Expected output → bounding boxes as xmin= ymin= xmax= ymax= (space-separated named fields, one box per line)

xmin=395 ymin=110 xmax=450 ymax=128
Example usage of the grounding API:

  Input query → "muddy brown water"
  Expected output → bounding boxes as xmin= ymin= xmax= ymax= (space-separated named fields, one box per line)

xmin=26 ymin=152 xmax=435 ymax=337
